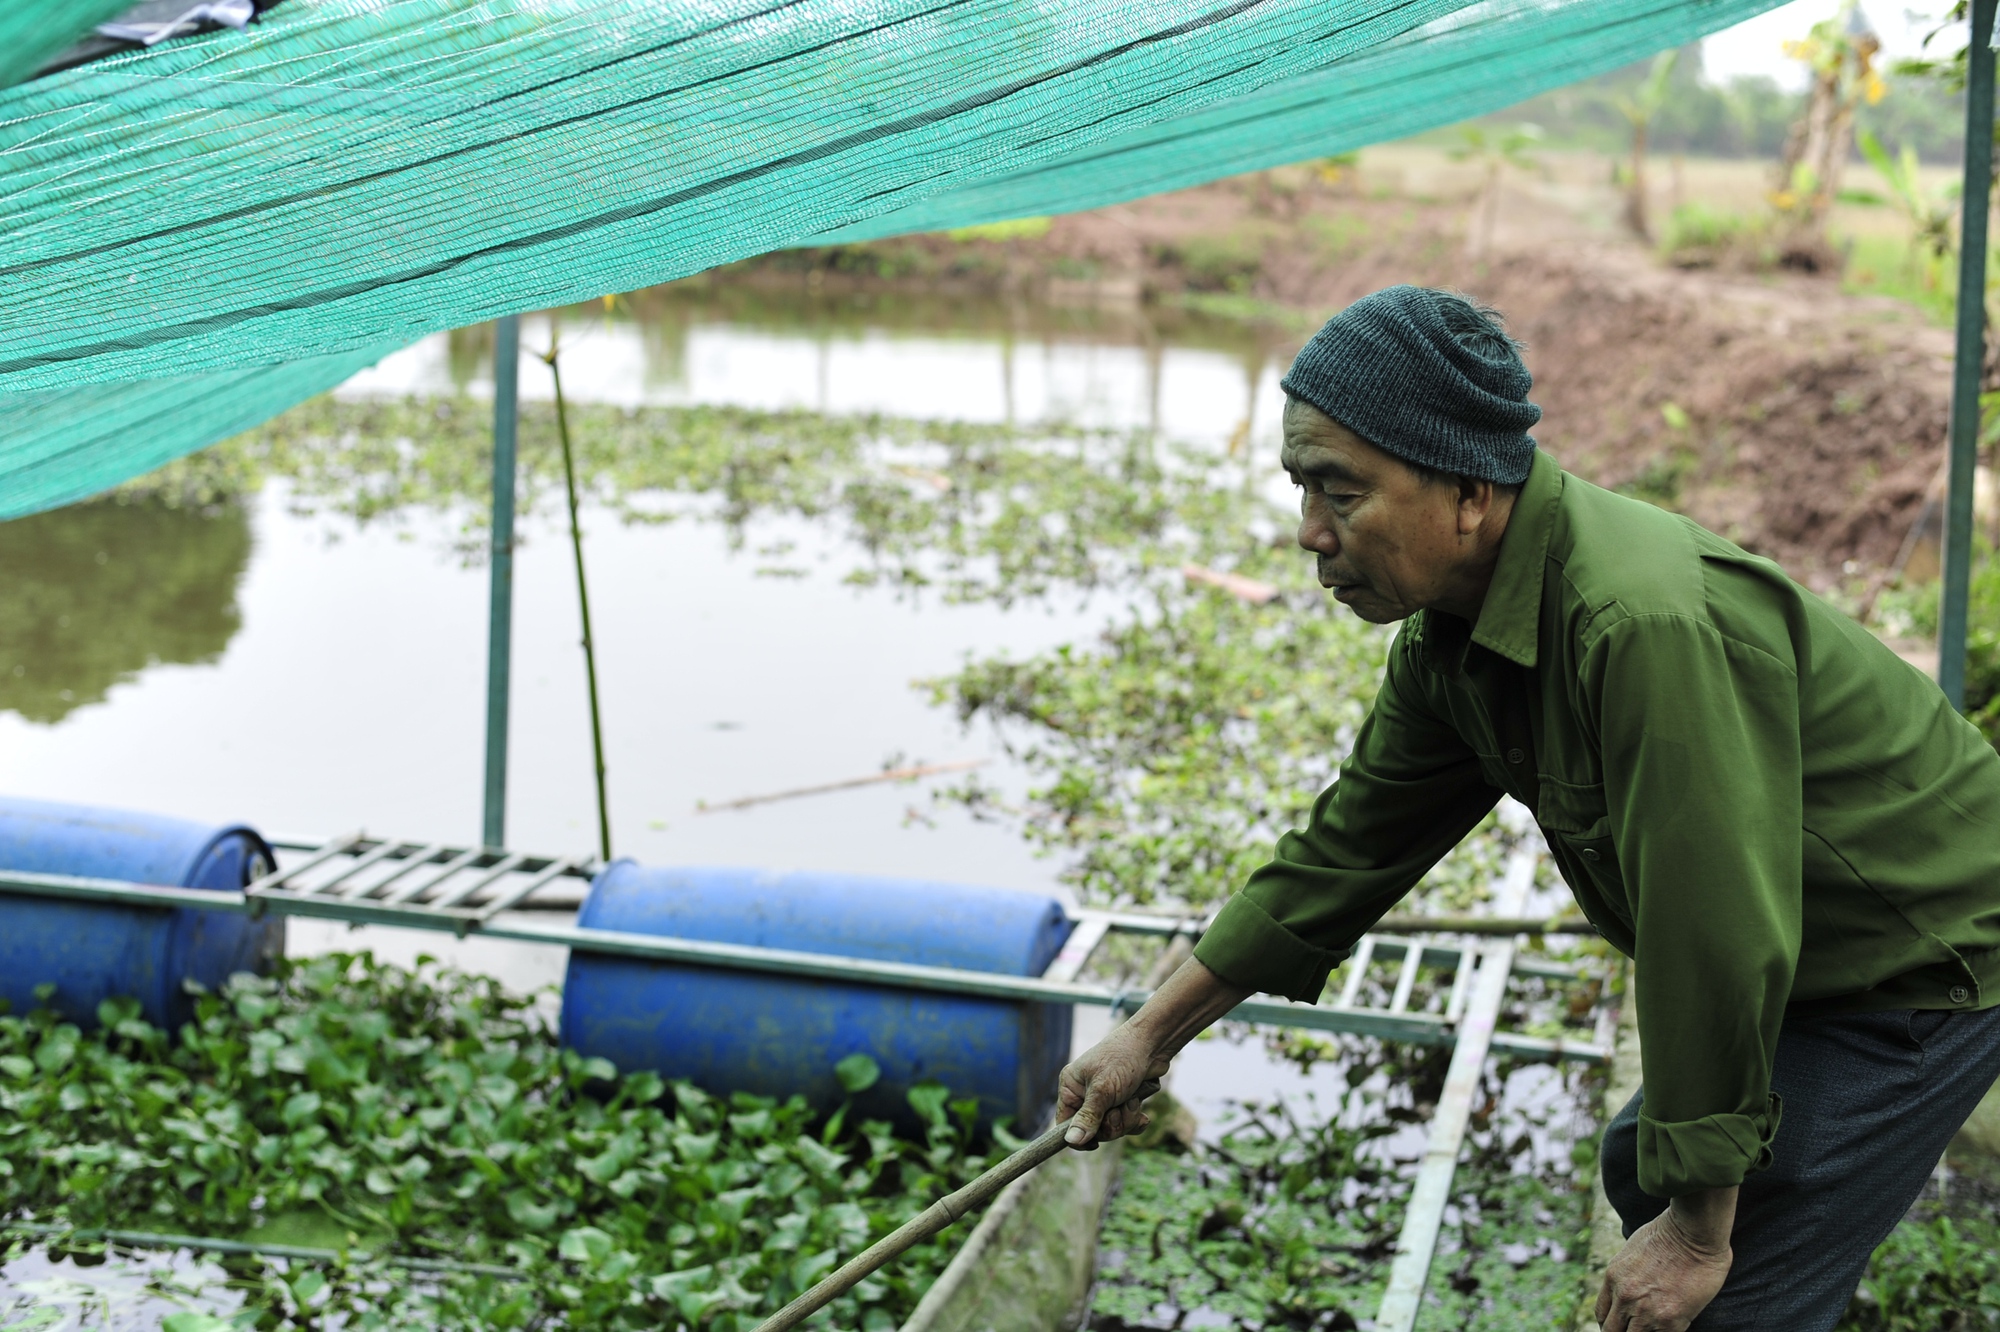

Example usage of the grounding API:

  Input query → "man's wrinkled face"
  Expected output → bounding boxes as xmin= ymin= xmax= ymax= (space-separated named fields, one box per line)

xmin=1281 ymin=400 xmax=1474 ymax=624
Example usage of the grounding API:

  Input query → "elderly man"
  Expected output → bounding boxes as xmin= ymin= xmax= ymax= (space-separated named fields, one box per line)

xmin=1056 ymin=286 xmax=2000 ymax=1331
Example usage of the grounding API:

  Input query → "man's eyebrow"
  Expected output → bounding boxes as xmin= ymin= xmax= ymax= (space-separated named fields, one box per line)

xmin=1288 ymin=452 xmax=1365 ymax=485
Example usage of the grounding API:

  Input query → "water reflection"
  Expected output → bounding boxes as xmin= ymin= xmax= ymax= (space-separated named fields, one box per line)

xmin=0 ymin=500 xmax=250 ymax=724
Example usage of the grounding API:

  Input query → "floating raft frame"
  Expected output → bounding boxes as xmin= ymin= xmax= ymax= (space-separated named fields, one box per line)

xmin=0 ymin=831 xmax=1610 ymax=1065
xmin=0 ymin=833 xmax=1612 ymax=1329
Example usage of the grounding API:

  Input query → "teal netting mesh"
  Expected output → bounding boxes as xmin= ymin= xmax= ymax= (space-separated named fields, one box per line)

xmin=826 ymin=0 xmax=1790 ymax=240
xmin=0 ymin=0 xmax=132 ymax=90
xmin=0 ymin=348 xmax=387 ymax=521
xmin=2 ymin=0 xmax=1784 ymax=518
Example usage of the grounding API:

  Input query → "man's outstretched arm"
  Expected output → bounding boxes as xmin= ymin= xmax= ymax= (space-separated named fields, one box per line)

xmin=1057 ymin=957 xmax=1251 ymax=1146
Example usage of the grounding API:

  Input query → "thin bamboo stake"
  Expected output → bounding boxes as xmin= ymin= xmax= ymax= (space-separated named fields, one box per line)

xmin=753 ymin=1117 xmax=1077 ymax=1332
xmin=696 ymin=759 xmax=987 ymax=814
xmin=542 ymin=336 xmax=612 ymax=863
xmin=6 ymin=1222 xmax=523 ymax=1279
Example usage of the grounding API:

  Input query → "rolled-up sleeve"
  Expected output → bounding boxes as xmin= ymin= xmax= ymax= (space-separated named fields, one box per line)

xmin=1195 ymin=625 xmax=1501 ymax=1002
xmin=1588 ymin=611 xmax=1800 ymax=1197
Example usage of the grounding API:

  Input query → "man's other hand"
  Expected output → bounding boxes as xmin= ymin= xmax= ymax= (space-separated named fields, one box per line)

xmin=1055 ymin=957 xmax=1252 ymax=1148
xmin=1594 ymin=1187 xmax=1736 ymax=1331
xmin=1056 ymin=1025 xmax=1169 ymax=1148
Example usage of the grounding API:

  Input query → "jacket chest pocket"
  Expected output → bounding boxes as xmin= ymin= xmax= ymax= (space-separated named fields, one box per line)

xmin=1537 ymin=779 xmax=1634 ymax=937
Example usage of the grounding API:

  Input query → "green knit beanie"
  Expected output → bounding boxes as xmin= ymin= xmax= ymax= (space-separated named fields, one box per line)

xmin=1280 ymin=286 xmax=1540 ymax=485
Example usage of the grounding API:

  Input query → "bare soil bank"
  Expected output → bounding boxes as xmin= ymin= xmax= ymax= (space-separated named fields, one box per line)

xmin=721 ymin=171 xmax=1954 ymax=592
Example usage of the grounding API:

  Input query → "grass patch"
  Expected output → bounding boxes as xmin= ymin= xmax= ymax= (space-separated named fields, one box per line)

xmin=1164 ymin=290 xmax=1319 ymax=329
xmin=944 ymin=217 xmax=1052 ymax=243
xmin=1841 ymin=232 xmax=1956 ymax=324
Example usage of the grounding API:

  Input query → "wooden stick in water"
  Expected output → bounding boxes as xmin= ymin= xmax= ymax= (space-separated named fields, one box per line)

xmin=752 ymin=1117 xmax=1077 ymax=1332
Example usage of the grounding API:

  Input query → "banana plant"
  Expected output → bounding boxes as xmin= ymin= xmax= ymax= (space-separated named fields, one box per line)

xmin=1616 ymin=50 xmax=1680 ymax=241
xmin=1857 ymin=128 xmax=1956 ymax=285
xmin=1447 ymin=122 xmax=1544 ymax=256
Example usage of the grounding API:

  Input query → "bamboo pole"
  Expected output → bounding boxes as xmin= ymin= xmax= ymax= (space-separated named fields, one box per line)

xmin=753 ymin=1118 xmax=1076 ymax=1332
xmin=542 ymin=337 xmax=613 ymax=862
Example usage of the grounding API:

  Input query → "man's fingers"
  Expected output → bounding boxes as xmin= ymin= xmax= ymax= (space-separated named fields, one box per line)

xmin=1061 ymin=1061 xmax=1165 ymax=1147
xmin=1066 ymin=1078 xmax=1120 ymax=1145
xmin=1594 ymin=1273 xmax=1612 ymax=1326
xmin=1055 ymin=1068 xmax=1085 ymax=1119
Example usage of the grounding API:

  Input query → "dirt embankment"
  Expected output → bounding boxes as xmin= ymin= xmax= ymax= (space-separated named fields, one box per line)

xmin=752 ymin=171 xmax=1954 ymax=591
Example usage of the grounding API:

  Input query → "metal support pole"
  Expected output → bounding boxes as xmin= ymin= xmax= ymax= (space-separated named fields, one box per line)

xmin=482 ymin=314 xmax=520 ymax=848
xmin=1941 ymin=0 xmax=1996 ymax=709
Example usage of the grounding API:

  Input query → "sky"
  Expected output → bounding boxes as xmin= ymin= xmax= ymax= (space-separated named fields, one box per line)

xmin=1703 ymin=0 xmax=1962 ymax=88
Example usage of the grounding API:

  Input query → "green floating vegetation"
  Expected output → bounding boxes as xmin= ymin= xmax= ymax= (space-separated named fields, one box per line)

xmin=1844 ymin=1212 xmax=2000 ymax=1331
xmin=1 ymin=954 xmax=998 ymax=1330
xmin=123 ymin=396 xmax=1254 ymax=608
xmin=1090 ymin=1047 xmax=1597 ymax=1332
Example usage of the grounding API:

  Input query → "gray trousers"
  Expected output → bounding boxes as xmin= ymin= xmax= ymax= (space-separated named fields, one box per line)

xmin=1601 ymin=1005 xmax=2000 ymax=1331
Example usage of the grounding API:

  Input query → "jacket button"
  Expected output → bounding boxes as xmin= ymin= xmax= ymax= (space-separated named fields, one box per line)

xmin=1506 ymin=747 xmax=1525 ymax=765
xmin=1580 ymin=848 xmax=1601 ymax=862
xmin=1952 ymin=985 xmax=1971 ymax=1004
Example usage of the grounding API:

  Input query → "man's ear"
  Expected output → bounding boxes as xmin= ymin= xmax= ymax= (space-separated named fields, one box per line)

xmin=1456 ymin=476 xmax=1494 ymax=536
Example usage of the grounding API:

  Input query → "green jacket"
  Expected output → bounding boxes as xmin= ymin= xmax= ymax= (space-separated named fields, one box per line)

xmin=1193 ymin=450 xmax=2000 ymax=1198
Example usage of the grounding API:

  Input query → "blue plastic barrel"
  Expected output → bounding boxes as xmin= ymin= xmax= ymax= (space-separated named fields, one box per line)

xmin=561 ymin=865 xmax=1074 ymax=1131
xmin=0 ymin=796 xmax=283 ymax=1029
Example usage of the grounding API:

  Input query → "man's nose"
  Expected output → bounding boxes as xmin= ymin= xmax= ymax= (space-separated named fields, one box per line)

xmin=1297 ymin=498 xmax=1338 ymax=555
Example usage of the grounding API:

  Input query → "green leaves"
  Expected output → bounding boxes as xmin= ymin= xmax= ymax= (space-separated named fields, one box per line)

xmin=1 ymin=953 xmax=986 ymax=1330
xmin=161 ymin=1315 xmax=236 ymax=1332
xmin=1092 ymin=1076 xmax=1595 ymax=1331
xmin=834 ymin=1052 xmax=880 ymax=1094
xmin=906 ymin=1081 xmax=950 ymax=1131
xmin=33 ymin=1024 xmax=79 ymax=1073
xmin=558 ymin=1225 xmax=614 ymax=1265
xmin=1848 ymin=1215 xmax=2000 ymax=1331
xmin=503 ymin=1188 xmax=562 ymax=1230
xmin=280 ymin=1090 xmax=321 ymax=1126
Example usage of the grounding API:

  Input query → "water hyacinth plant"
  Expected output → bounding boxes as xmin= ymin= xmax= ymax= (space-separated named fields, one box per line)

xmin=0 ymin=954 xmax=999 ymax=1329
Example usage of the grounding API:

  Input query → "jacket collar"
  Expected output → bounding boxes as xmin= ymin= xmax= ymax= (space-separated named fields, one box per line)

xmin=1416 ymin=450 xmax=1562 ymax=673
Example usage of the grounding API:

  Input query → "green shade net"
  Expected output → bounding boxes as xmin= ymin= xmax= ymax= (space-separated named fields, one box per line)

xmin=0 ymin=348 xmax=387 ymax=520
xmin=2 ymin=0 xmax=1784 ymax=518
xmin=0 ymin=0 xmax=134 ymax=90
